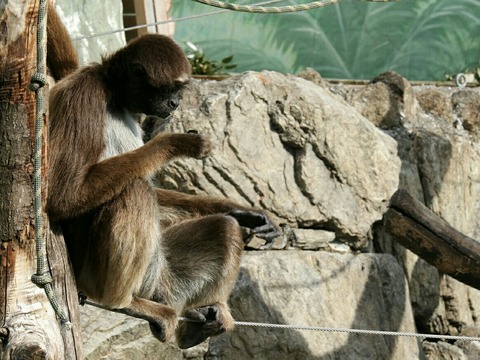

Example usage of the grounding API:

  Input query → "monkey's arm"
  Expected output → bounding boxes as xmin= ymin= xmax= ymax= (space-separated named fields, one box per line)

xmin=155 ymin=188 xmax=280 ymax=246
xmin=48 ymin=132 xmax=211 ymax=220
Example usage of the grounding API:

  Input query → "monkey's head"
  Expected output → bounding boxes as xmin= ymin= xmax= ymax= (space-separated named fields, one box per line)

xmin=103 ymin=34 xmax=191 ymax=119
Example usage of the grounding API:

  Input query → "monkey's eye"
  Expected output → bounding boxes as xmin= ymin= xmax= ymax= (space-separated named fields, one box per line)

xmin=132 ymin=64 xmax=147 ymax=78
xmin=172 ymin=81 xmax=189 ymax=92
xmin=175 ymin=80 xmax=189 ymax=87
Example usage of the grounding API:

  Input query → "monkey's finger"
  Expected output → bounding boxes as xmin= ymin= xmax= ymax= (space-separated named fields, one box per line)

xmin=228 ymin=209 xmax=267 ymax=228
xmin=203 ymin=320 xmax=226 ymax=337
xmin=183 ymin=308 xmax=207 ymax=323
xmin=259 ymin=239 xmax=276 ymax=250
xmin=254 ymin=229 xmax=281 ymax=250
xmin=252 ymin=224 xmax=280 ymax=237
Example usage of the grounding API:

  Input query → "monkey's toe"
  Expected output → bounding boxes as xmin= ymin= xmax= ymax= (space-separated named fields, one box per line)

xmin=176 ymin=320 xmax=225 ymax=349
xmin=203 ymin=320 xmax=226 ymax=336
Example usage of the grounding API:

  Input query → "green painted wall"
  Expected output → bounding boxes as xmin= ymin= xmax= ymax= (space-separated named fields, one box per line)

xmin=172 ymin=0 xmax=480 ymax=80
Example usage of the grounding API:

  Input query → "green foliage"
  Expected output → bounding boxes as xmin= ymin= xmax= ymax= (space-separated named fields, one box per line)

xmin=185 ymin=42 xmax=237 ymax=75
xmin=172 ymin=0 xmax=480 ymax=81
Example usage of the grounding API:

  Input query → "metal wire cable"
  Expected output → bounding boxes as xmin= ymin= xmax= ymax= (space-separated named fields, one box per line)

xmin=72 ymin=0 xmax=284 ymax=41
xmin=230 ymin=321 xmax=480 ymax=342
xmin=29 ymin=0 xmax=70 ymax=329
xmin=80 ymin=299 xmax=480 ymax=343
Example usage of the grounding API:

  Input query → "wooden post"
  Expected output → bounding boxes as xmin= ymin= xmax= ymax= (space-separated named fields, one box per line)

xmin=133 ymin=0 xmax=174 ymax=36
xmin=0 ymin=0 xmax=83 ymax=358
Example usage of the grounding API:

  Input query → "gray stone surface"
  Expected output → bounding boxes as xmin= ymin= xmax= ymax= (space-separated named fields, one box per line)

xmin=291 ymin=228 xmax=336 ymax=250
xmin=155 ymin=71 xmax=401 ymax=249
xmin=336 ymin=75 xmax=480 ymax=358
xmin=208 ymin=251 xmax=421 ymax=360
xmin=81 ymin=252 xmax=422 ymax=360
xmin=74 ymin=70 xmax=480 ymax=359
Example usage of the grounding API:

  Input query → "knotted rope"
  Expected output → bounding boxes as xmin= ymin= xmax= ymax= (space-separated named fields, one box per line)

xmin=29 ymin=0 xmax=70 ymax=329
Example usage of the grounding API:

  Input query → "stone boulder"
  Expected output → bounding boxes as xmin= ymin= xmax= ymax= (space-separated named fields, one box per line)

xmin=334 ymin=74 xmax=480 ymax=358
xmin=154 ymin=71 xmax=401 ymax=248
xmin=81 ymin=252 xmax=421 ymax=360
xmin=78 ymin=71 xmax=480 ymax=359
xmin=208 ymin=251 xmax=421 ymax=360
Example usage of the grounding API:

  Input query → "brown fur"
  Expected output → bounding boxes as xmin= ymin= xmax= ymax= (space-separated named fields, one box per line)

xmin=47 ymin=2 xmax=79 ymax=81
xmin=47 ymin=21 xmax=279 ymax=347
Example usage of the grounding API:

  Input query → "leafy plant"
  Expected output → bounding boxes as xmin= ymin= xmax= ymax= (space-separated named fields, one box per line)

xmin=172 ymin=0 xmax=480 ymax=81
xmin=185 ymin=42 xmax=237 ymax=75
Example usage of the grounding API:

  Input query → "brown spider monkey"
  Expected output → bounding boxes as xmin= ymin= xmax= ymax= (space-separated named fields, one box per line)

xmin=46 ymin=2 xmax=279 ymax=349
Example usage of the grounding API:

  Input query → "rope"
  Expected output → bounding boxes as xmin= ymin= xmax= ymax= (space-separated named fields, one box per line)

xmin=29 ymin=0 xmax=70 ymax=329
xmin=71 ymin=0 xmax=398 ymax=42
xmin=191 ymin=0 xmax=396 ymax=14
xmin=72 ymin=0 xmax=284 ymax=41
xmin=79 ymin=296 xmax=480 ymax=342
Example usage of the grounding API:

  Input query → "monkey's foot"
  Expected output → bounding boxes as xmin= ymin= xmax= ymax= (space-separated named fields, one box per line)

xmin=176 ymin=305 xmax=230 ymax=349
xmin=121 ymin=300 xmax=177 ymax=343
xmin=149 ymin=318 xmax=176 ymax=343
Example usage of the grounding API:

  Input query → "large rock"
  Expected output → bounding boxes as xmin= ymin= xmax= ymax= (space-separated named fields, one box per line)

xmin=155 ymin=71 xmax=401 ymax=248
xmin=81 ymin=307 xmax=184 ymax=360
xmin=81 ymin=252 xmax=421 ymax=360
xmin=208 ymin=251 xmax=421 ymax=360
xmin=77 ymin=70 xmax=480 ymax=359
xmin=336 ymin=74 xmax=480 ymax=357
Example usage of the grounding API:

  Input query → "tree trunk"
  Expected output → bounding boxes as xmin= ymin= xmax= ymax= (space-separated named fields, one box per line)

xmin=0 ymin=1 xmax=83 ymax=359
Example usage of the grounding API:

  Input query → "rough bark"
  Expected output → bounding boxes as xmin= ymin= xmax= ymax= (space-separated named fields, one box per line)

xmin=384 ymin=189 xmax=480 ymax=291
xmin=0 ymin=0 xmax=82 ymax=358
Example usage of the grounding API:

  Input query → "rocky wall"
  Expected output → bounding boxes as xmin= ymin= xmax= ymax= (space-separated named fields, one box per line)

xmin=80 ymin=70 xmax=480 ymax=359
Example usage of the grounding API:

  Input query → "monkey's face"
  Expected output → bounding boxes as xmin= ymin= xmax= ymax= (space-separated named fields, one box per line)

xmin=105 ymin=34 xmax=192 ymax=119
xmin=126 ymin=77 xmax=188 ymax=119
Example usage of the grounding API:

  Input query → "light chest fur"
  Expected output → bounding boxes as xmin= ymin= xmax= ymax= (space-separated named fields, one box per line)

xmin=101 ymin=111 xmax=144 ymax=160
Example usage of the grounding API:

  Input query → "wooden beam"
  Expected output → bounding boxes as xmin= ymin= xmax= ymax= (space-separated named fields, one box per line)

xmin=384 ymin=189 xmax=480 ymax=290
xmin=0 ymin=0 xmax=82 ymax=358
xmin=133 ymin=0 xmax=174 ymax=37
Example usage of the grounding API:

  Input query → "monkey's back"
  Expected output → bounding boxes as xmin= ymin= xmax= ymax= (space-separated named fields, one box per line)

xmin=70 ymin=107 xmax=167 ymax=307
xmin=49 ymin=72 xmax=168 ymax=307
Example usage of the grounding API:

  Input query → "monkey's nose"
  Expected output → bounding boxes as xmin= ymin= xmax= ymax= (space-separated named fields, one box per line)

xmin=169 ymin=96 xmax=179 ymax=110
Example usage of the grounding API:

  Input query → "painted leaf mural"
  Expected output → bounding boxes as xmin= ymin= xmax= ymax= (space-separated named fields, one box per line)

xmin=172 ymin=0 xmax=480 ymax=80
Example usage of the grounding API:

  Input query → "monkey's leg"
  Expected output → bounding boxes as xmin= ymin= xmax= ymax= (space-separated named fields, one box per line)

xmin=120 ymin=297 xmax=178 ymax=343
xmin=161 ymin=215 xmax=244 ymax=348
xmin=155 ymin=189 xmax=280 ymax=241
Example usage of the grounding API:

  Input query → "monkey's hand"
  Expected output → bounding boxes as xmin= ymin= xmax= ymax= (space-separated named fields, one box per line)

xmin=151 ymin=132 xmax=213 ymax=160
xmin=227 ymin=209 xmax=281 ymax=249
xmin=181 ymin=133 xmax=213 ymax=159
xmin=146 ymin=307 xmax=178 ymax=343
